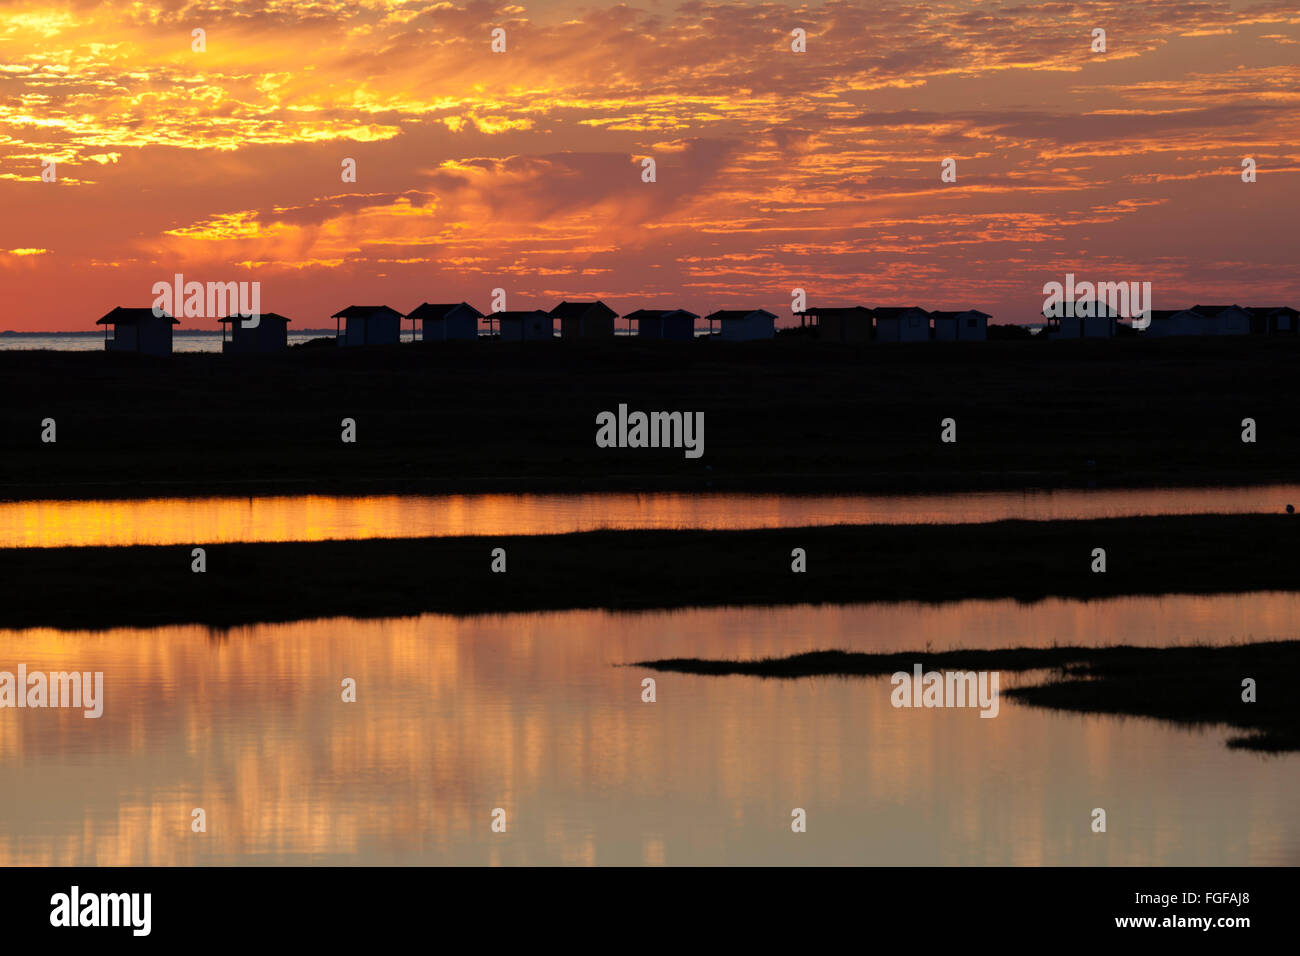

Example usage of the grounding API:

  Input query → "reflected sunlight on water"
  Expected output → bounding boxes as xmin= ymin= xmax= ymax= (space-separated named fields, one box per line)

xmin=2 ymin=595 xmax=1297 ymax=865
xmin=3 ymin=485 xmax=1299 ymax=548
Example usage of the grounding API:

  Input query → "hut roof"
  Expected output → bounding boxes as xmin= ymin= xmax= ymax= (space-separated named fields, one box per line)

xmin=872 ymin=307 xmax=930 ymax=320
xmin=406 ymin=302 xmax=484 ymax=321
xmin=705 ymin=309 xmax=777 ymax=321
xmin=216 ymin=312 xmax=291 ymax=324
xmin=622 ymin=308 xmax=699 ymax=320
xmin=95 ymin=306 xmax=179 ymax=326
xmin=550 ymin=300 xmax=617 ymax=319
xmin=331 ymin=305 xmax=403 ymax=320
xmin=1190 ymin=304 xmax=1245 ymax=318
xmin=492 ymin=310 xmax=552 ymax=320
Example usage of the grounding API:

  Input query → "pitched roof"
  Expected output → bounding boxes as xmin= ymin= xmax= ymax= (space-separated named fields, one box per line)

xmin=96 ymin=306 xmax=179 ymax=326
xmin=216 ymin=312 xmax=291 ymax=324
xmin=1247 ymin=306 xmax=1299 ymax=317
xmin=794 ymin=306 xmax=873 ymax=319
xmin=623 ymin=308 xmax=700 ymax=320
xmin=929 ymin=310 xmax=991 ymax=320
xmin=1041 ymin=303 xmax=1122 ymax=319
xmin=331 ymin=305 xmax=403 ymax=320
xmin=491 ymin=310 xmax=552 ymax=320
xmin=550 ymin=300 xmax=617 ymax=319
xmin=1190 ymin=304 xmax=1246 ymax=317
xmin=705 ymin=309 xmax=778 ymax=321
xmin=872 ymin=307 xmax=929 ymax=320
xmin=406 ymin=302 xmax=484 ymax=321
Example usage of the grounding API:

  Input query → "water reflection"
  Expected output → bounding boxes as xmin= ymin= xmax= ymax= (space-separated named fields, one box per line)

xmin=1 ymin=595 xmax=1297 ymax=865
xmin=3 ymin=485 xmax=1299 ymax=548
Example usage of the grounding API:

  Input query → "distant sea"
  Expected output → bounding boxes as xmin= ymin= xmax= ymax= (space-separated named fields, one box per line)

xmin=1 ymin=327 xmax=1046 ymax=351
xmin=0 ymin=329 xmax=368 ymax=352
xmin=0 ymin=329 xmax=649 ymax=350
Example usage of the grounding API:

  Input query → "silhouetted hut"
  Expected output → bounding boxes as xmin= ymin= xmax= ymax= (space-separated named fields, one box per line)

xmin=795 ymin=306 xmax=873 ymax=343
xmin=551 ymin=301 xmax=617 ymax=339
xmin=1248 ymin=307 xmax=1299 ymax=335
xmin=408 ymin=302 xmax=483 ymax=341
xmin=495 ymin=310 xmax=554 ymax=342
xmin=930 ymin=309 xmax=990 ymax=342
xmin=96 ymin=307 xmax=177 ymax=356
xmin=1145 ymin=309 xmax=1207 ymax=337
xmin=704 ymin=309 xmax=776 ymax=341
xmin=1190 ymin=305 xmax=1251 ymax=336
xmin=332 ymin=305 xmax=403 ymax=346
xmin=218 ymin=312 xmax=290 ymax=353
xmin=626 ymin=308 xmax=698 ymax=341
xmin=1044 ymin=303 xmax=1118 ymax=339
xmin=873 ymin=307 xmax=931 ymax=343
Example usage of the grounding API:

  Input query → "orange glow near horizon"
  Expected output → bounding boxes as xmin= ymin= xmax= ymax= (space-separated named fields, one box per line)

xmin=0 ymin=1 xmax=1297 ymax=330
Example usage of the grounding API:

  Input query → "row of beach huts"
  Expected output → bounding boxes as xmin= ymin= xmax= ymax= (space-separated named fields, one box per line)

xmin=94 ymin=300 xmax=1300 ymax=356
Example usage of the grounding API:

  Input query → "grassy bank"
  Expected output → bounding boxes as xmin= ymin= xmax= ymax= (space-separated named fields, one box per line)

xmin=632 ymin=641 xmax=1300 ymax=752
xmin=1 ymin=335 xmax=1299 ymax=500
xmin=2 ymin=513 xmax=1298 ymax=629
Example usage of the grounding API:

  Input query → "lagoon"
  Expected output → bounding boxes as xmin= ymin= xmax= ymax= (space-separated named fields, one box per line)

xmin=1 ymin=594 xmax=1297 ymax=865
xmin=4 ymin=484 xmax=1299 ymax=548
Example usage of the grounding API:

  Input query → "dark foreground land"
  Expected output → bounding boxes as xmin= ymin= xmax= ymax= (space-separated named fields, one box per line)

xmin=1 ymin=335 xmax=1298 ymax=500
xmin=634 ymin=641 xmax=1300 ymax=752
xmin=3 ymin=514 xmax=1298 ymax=629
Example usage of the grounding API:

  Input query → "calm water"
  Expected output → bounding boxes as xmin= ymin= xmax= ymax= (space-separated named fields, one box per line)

xmin=1 ymin=595 xmax=1297 ymax=865
xmin=0 ymin=331 xmax=353 ymax=352
xmin=0 ymin=328 xmax=650 ymax=351
xmin=4 ymin=485 xmax=1299 ymax=548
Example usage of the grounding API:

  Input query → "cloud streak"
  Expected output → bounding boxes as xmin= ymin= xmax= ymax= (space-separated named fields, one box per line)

xmin=0 ymin=0 xmax=1297 ymax=326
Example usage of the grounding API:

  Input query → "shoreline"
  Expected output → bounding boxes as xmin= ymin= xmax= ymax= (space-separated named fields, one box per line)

xmin=632 ymin=641 xmax=1300 ymax=752
xmin=3 ymin=337 xmax=1299 ymax=501
xmin=3 ymin=514 xmax=1298 ymax=629
xmin=4 ymin=468 xmax=1300 ymax=504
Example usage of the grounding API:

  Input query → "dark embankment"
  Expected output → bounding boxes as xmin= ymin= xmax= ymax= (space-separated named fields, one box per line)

xmin=3 ymin=513 xmax=1298 ymax=629
xmin=632 ymin=641 xmax=1300 ymax=752
xmin=1 ymin=335 xmax=1299 ymax=500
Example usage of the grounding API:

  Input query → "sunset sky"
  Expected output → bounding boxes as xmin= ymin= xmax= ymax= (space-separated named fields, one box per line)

xmin=1 ymin=0 xmax=1297 ymax=330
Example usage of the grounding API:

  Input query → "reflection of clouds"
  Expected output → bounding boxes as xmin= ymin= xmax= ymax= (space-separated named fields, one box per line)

xmin=7 ymin=486 xmax=1300 ymax=547
xmin=1 ymin=598 xmax=1299 ymax=864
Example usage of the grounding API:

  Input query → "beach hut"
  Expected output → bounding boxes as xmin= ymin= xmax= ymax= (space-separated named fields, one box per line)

xmin=332 ymin=305 xmax=403 ymax=347
xmin=626 ymin=309 xmax=698 ymax=341
xmin=218 ymin=312 xmax=290 ymax=353
xmin=1145 ymin=309 xmax=1208 ymax=337
xmin=408 ymin=302 xmax=483 ymax=342
xmin=1189 ymin=305 xmax=1251 ymax=336
xmin=1248 ymin=306 xmax=1299 ymax=335
xmin=873 ymin=307 xmax=931 ymax=343
xmin=930 ymin=310 xmax=990 ymax=342
xmin=551 ymin=301 xmax=617 ymax=339
xmin=795 ymin=306 xmax=873 ymax=343
xmin=96 ymin=307 xmax=178 ymax=357
xmin=704 ymin=309 xmax=777 ymax=341
xmin=495 ymin=310 xmax=554 ymax=342
xmin=1044 ymin=303 xmax=1118 ymax=339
